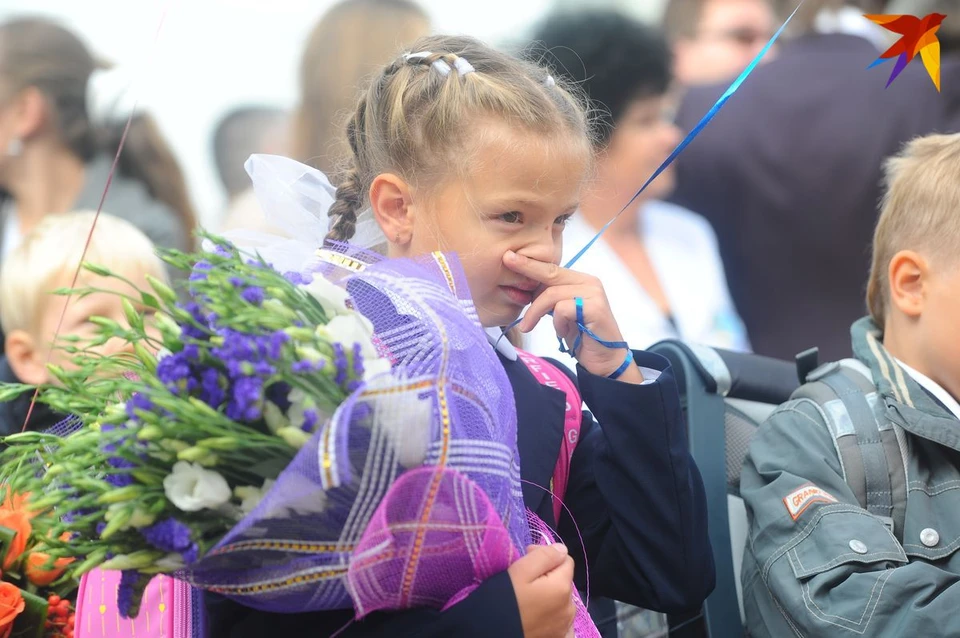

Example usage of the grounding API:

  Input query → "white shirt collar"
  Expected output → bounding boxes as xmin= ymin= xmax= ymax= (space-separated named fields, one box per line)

xmin=485 ymin=327 xmax=518 ymax=361
xmin=895 ymin=359 xmax=960 ymax=421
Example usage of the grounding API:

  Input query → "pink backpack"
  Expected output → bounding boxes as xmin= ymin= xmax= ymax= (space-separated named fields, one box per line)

xmin=515 ymin=349 xmax=583 ymax=523
xmin=75 ymin=570 xmax=195 ymax=638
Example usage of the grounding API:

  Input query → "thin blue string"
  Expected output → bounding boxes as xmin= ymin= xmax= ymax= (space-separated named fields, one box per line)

xmin=497 ymin=0 xmax=805 ymax=348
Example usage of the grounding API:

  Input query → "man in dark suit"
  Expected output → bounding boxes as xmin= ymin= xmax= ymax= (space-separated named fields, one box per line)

xmin=670 ymin=0 xmax=945 ymax=361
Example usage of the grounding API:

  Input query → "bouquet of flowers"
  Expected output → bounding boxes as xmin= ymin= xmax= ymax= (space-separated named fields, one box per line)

xmin=0 ymin=490 xmax=76 ymax=638
xmin=0 ymin=155 xmax=598 ymax=636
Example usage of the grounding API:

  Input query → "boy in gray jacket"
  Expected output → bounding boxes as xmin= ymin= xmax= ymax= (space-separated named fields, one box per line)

xmin=740 ymin=132 xmax=960 ymax=636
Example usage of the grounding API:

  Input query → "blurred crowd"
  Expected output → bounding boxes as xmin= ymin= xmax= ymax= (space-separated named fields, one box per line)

xmin=0 ymin=0 xmax=957 ymax=635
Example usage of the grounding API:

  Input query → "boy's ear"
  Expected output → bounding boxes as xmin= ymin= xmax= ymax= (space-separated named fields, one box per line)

xmin=369 ymin=173 xmax=414 ymax=248
xmin=5 ymin=330 xmax=49 ymax=386
xmin=888 ymin=250 xmax=928 ymax=319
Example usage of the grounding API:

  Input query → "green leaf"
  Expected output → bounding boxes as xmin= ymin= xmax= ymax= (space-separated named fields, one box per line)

xmin=139 ymin=292 xmax=161 ymax=310
xmin=10 ymin=588 xmax=50 ymax=638
xmin=0 ymin=525 xmax=15 ymax=563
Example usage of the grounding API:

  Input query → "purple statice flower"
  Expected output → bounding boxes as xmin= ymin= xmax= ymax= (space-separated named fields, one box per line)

xmin=241 ymin=286 xmax=265 ymax=306
xmin=189 ymin=260 xmax=213 ymax=282
xmin=265 ymin=382 xmax=291 ymax=412
xmin=211 ymin=329 xmax=257 ymax=368
xmin=333 ymin=344 xmax=348 ymax=386
xmin=301 ymin=409 xmax=319 ymax=433
xmin=125 ymin=393 xmax=153 ymax=420
xmin=179 ymin=302 xmax=211 ymax=341
xmin=229 ymin=276 xmax=245 ymax=287
xmin=182 ymin=544 xmax=199 ymax=564
xmin=252 ymin=361 xmax=276 ymax=377
xmin=351 ymin=342 xmax=365 ymax=378
xmin=284 ymin=271 xmax=312 ymax=285
xmin=291 ymin=360 xmax=322 ymax=374
xmin=156 ymin=352 xmax=196 ymax=395
xmin=226 ymin=376 xmax=263 ymax=421
xmin=140 ymin=517 xmax=193 ymax=553
xmin=96 ymin=522 xmax=107 ymax=536
xmin=200 ymin=368 xmax=226 ymax=408
xmin=117 ymin=570 xmax=139 ymax=618
xmin=182 ymin=343 xmax=201 ymax=361
xmin=267 ymin=331 xmax=289 ymax=360
xmin=106 ymin=455 xmax=135 ymax=487
xmin=346 ymin=380 xmax=362 ymax=393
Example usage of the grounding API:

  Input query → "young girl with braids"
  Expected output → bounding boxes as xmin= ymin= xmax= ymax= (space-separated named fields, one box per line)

xmin=207 ymin=34 xmax=714 ymax=638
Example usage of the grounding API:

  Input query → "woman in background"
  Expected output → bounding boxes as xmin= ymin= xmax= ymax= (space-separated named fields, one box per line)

xmin=220 ymin=0 xmax=431 ymax=232
xmin=0 ymin=18 xmax=196 ymax=259
xmin=524 ymin=11 xmax=750 ymax=369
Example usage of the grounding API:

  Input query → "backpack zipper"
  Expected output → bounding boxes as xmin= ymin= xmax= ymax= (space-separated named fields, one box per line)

xmin=172 ymin=577 xmax=194 ymax=637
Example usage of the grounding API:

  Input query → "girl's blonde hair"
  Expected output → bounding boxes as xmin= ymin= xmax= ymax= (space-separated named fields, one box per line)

xmin=866 ymin=133 xmax=960 ymax=325
xmin=0 ymin=211 xmax=168 ymax=335
xmin=324 ymin=34 xmax=593 ymax=242
xmin=290 ymin=0 xmax=431 ymax=175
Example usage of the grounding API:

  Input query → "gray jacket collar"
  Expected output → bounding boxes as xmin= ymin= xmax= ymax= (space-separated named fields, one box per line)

xmin=852 ymin=316 xmax=960 ymax=451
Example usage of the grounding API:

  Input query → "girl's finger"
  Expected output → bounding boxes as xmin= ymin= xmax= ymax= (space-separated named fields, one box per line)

xmin=503 ymin=251 xmax=585 ymax=287
xmin=519 ymin=285 xmax=590 ymax=332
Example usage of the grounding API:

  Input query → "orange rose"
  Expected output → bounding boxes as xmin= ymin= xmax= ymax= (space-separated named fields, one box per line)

xmin=0 ymin=491 xmax=29 ymax=517
xmin=24 ymin=550 xmax=74 ymax=587
xmin=0 ymin=511 xmax=31 ymax=571
xmin=0 ymin=582 xmax=24 ymax=638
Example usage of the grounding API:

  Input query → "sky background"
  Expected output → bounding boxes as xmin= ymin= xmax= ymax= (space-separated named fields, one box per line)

xmin=0 ymin=0 xmax=667 ymax=228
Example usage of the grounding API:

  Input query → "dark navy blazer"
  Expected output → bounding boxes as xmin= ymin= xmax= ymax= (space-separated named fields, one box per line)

xmin=206 ymin=349 xmax=715 ymax=637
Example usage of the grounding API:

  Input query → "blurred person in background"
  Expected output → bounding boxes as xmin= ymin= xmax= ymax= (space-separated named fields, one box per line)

xmin=525 ymin=11 xmax=749 ymax=366
xmin=220 ymin=0 xmax=431 ymax=234
xmin=212 ymin=105 xmax=287 ymax=206
xmin=0 ymin=17 xmax=196 ymax=259
xmin=669 ymin=0 xmax=943 ymax=362
xmin=525 ymin=12 xmax=748 ymax=636
xmin=662 ymin=0 xmax=779 ymax=87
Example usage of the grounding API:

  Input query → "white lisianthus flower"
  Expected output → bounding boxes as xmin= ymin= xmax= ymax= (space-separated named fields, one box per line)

xmin=321 ymin=315 xmax=378 ymax=359
xmin=303 ymin=275 xmax=351 ymax=316
xmin=363 ymin=357 xmax=392 ymax=382
xmin=319 ymin=314 xmax=393 ymax=382
xmin=163 ymin=461 xmax=232 ymax=512
xmin=287 ymin=388 xmax=325 ymax=431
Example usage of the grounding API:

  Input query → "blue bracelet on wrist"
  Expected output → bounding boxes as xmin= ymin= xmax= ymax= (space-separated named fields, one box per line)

xmin=607 ymin=349 xmax=634 ymax=380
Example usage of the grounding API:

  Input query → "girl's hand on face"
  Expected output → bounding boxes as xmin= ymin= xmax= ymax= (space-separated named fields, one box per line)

xmin=504 ymin=250 xmax=644 ymax=384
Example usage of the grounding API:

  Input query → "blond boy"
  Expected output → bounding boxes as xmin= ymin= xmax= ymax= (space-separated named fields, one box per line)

xmin=740 ymin=133 xmax=960 ymax=636
xmin=0 ymin=211 xmax=168 ymax=433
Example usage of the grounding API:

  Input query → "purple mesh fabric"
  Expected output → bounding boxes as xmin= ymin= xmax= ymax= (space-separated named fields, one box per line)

xmin=181 ymin=243 xmax=596 ymax=635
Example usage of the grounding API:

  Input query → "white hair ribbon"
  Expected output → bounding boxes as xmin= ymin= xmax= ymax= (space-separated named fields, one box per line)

xmin=404 ymin=51 xmax=475 ymax=77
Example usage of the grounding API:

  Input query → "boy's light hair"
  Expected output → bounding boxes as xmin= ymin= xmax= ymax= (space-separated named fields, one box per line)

xmin=867 ymin=133 xmax=960 ymax=326
xmin=0 ymin=211 xmax=169 ymax=334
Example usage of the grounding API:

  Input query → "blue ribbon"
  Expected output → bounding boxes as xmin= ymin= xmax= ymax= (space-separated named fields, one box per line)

xmin=498 ymin=1 xmax=805 ymax=348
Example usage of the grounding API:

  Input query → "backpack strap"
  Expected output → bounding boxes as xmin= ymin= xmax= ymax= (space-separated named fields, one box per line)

xmin=794 ymin=360 xmax=907 ymax=541
xmin=515 ymin=349 xmax=582 ymax=524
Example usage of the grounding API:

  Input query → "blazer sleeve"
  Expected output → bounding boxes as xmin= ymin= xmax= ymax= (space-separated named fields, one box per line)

xmin=557 ymin=350 xmax=715 ymax=614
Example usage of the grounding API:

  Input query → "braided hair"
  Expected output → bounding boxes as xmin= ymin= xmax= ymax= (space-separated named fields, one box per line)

xmin=324 ymin=35 xmax=592 ymax=243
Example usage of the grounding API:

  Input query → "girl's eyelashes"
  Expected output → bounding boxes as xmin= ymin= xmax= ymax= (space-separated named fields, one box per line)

xmin=555 ymin=213 xmax=574 ymax=226
xmin=497 ymin=211 xmax=523 ymax=224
